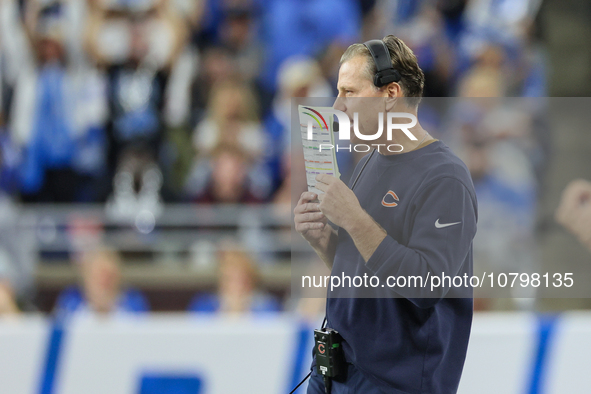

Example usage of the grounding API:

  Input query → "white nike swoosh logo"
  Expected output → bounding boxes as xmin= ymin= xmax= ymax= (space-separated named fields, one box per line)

xmin=435 ymin=219 xmax=461 ymax=229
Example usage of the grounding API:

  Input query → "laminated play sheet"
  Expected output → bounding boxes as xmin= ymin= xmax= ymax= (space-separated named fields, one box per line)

xmin=298 ymin=105 xmax=341 ymax=194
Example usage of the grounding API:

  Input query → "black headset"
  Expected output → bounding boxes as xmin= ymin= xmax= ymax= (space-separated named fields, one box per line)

xmin=363 ymin=39 xmax=401 ymax=87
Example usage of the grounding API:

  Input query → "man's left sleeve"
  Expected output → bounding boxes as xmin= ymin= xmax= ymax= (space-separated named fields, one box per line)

xmin=365 ymin=176 xmax=477 ymax=307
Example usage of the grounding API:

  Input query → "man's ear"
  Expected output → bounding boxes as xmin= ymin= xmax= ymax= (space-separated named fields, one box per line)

xmin=386 ymin=82 xmax=402 ymax=98
xmin=384 ymin=82 xmax=401 ymax=111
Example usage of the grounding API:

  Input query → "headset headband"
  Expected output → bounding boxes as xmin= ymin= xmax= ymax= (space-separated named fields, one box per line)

xmin=363 ymin=39 xmax=401 ymax=87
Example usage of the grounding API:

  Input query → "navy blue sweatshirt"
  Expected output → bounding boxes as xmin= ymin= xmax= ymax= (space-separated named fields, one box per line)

xmin=326 ymin=140 xmax=478 ymax=394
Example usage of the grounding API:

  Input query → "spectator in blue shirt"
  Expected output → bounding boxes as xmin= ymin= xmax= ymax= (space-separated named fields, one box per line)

xmin=54 ymin=248 xmax=149 ymax=319
xmin=189 ymin=246 xmax=281 ymax=314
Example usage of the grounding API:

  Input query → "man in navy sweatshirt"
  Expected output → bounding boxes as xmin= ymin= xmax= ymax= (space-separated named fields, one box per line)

xmin=294 ymin=35 xmax=478 ymax=394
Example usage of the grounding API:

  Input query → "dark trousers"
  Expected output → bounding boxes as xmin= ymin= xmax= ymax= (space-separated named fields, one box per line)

xmin=307 ymin=363 xmax=386 ymax=394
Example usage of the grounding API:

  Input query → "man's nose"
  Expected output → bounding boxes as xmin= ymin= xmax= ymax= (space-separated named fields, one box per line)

xmin=333 ymin=96 xmax=347 ymax=112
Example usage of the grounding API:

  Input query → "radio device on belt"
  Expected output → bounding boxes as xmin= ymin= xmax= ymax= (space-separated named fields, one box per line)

xmin=314 ymin=328 xmax=346 ymax=394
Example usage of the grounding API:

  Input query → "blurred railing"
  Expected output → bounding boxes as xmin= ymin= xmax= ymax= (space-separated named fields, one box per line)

xmin=16 ymin=203 xmax=304 ymax=261
xmin=6 ymin=203 xmax=310 ymax=299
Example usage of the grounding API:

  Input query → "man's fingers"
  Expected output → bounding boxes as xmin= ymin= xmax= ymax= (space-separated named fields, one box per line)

xmin=294 ymin=192 xmax=326 ymax=234
xmin=315 ymin=182 xmax=327 ymax=193
xmin=294 ymin=212 xmax=326 ymax=224
xmin=297 ymin=192 xmax=318 ymax=206
xmin=294 ymin=202 xmax=321 ymax=214
xmin=296 ymin=222 xmax=325 ymax=232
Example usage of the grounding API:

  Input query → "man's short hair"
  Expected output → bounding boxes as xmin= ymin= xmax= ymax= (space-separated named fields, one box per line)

xmin=340 ymin=35 xmax=425 ymax=107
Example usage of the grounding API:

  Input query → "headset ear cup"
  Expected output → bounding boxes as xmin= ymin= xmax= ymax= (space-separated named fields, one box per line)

xmin=364 ymin=39 xmax=402 ymax=87
xmin=374 ymin=74 xmax=381 ymax=87
xmin=374 ymin=70 xmax=401 ymax=87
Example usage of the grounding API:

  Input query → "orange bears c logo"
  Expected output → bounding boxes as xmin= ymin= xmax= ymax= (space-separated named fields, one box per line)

xmin=318 ymin=343 xmax=325 ymax=354
xmin=382 ymin=190 xmax=399 ymax=207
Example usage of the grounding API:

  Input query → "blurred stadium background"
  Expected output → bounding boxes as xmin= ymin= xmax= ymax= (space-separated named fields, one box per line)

xmin=1 ymin=0 xmax=591 ymax=393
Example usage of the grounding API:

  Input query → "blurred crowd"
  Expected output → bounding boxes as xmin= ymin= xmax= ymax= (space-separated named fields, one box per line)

xmin=0 ymin=0 xmax=552 ymax=316
xmin=0 ymin=0 xmax=547 ymax=205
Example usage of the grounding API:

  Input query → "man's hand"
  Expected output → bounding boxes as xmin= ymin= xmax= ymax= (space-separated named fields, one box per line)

xmin=294 ymin=191 xmax=338 ymax=268
xmin=315 ymin=174 xmax=363 ymax=229
xmin=294 ymin=192 xmax=328 ymax=245
xmin=315 ymin=174 xmax=387 ymax=262
xmin=556 ymin=179 xmax=591 ymax=250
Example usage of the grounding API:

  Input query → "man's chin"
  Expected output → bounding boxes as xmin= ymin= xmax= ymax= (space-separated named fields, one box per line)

xmin=351 ymin=132 xmax=371 ymax=145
